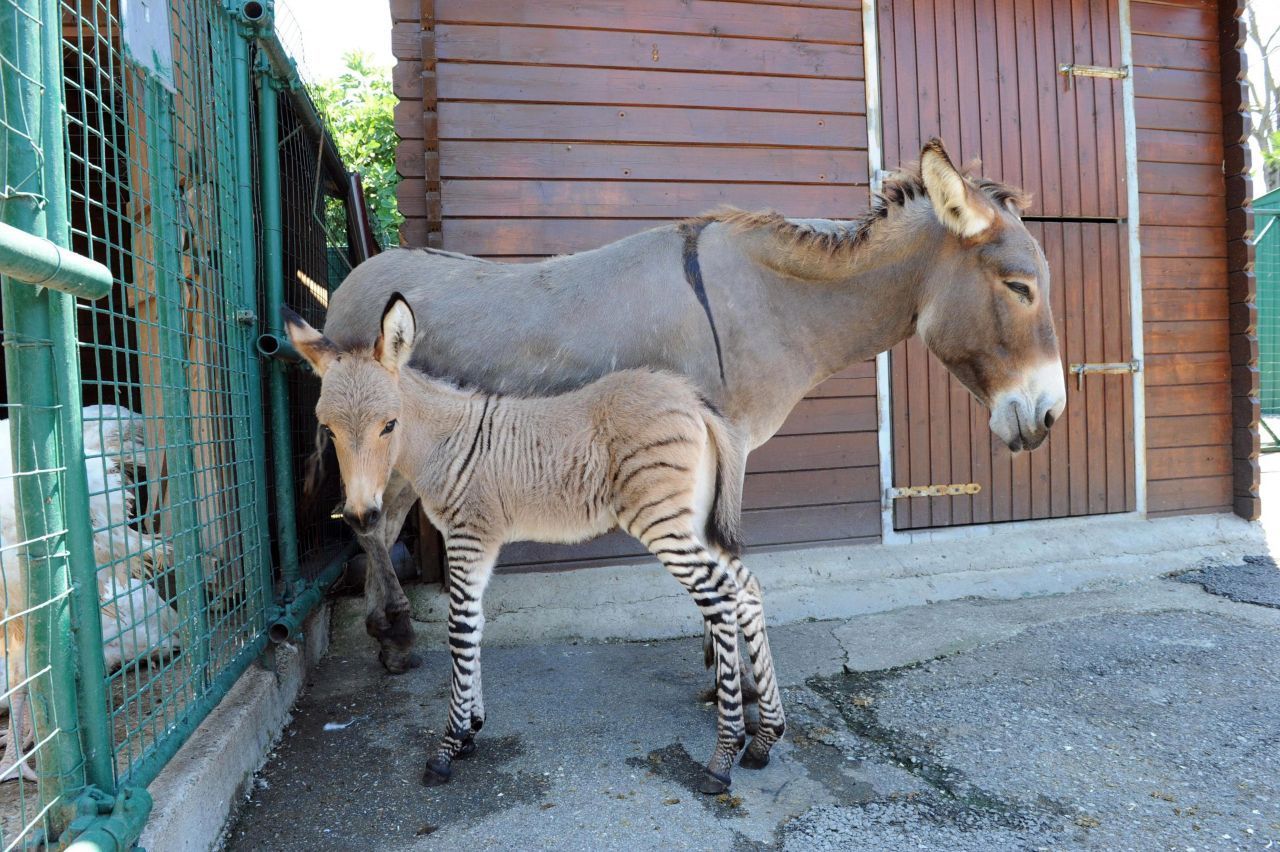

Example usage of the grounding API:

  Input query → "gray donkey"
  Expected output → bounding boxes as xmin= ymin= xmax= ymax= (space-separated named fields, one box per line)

xmin=317 ymin=139 xmax=1067 ymax=675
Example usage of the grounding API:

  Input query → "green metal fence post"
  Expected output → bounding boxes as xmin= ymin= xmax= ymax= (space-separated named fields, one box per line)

xmin=225 ymin=5 xmax=276 ymax=622
xmin=254 ymin=47 xmax=303 ymax=596
xmin=36 ymin=0 xmax=117 ymax=797
xmin=1 ymin=0 xmax=92 ymax=837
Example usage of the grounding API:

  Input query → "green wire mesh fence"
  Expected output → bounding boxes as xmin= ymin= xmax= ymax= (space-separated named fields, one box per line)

xmin=0 ymin=0 xmax=364 ymax=846
xmin=1257 ymin=196 xmax=1280 ymax=450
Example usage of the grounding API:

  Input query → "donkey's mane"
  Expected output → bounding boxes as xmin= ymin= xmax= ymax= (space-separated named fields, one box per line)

xmin=684 ymin=164 xmax=1030 ymax=262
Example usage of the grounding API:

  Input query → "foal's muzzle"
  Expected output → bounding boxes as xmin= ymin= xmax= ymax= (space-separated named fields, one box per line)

xmin=343 ymin=505 xmax=382 ymax=533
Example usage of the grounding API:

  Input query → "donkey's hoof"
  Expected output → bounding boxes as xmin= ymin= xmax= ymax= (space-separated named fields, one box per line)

xmin=739 ymin=749 xmax=770 ymax=770
xmin=422 ymin=759 xmax=453 ymax=786
xmin=455 ymin=737 xmax=477 ymax=759
xmin=379 ymin=649 xmax=423 ymax=675
xmin=697 ymin=770 xmax=732 ymax=796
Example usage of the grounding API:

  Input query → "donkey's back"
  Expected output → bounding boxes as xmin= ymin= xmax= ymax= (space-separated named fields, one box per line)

xmin=323 ymin=234 xmax=725 ymax=400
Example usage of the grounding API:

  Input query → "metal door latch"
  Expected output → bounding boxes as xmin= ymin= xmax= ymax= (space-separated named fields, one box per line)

xmin=1058 ymin=63 xmax=1129 ymax=90
xmin=889 ymin=483 xmax=982 ymax=499
xmin=1069 ymin=360 xmax=1141 ymax=390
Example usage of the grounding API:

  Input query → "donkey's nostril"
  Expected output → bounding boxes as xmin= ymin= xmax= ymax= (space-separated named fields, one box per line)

xmin=1043 ymin=411 xmax=1055 ymax=430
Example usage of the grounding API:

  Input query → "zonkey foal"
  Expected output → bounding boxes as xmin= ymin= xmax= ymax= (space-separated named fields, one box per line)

xmin=286 ymin=296 xmax=785 ymax=794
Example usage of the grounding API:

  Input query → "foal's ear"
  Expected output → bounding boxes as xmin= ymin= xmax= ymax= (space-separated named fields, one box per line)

xmin=284 ymin=306 xmax=339 ymax=377
xmin=920 ymin=138 xmax=996 ymax=239
xmin=374 ymin=293 xmax=415 ymax=374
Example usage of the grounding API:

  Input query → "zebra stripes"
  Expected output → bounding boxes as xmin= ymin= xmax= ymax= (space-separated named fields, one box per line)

xmin=288 ymin=295 xmax=785 ymax=795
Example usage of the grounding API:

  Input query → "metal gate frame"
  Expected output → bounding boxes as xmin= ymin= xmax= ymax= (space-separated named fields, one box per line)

xmin=865 ymin=0 xmax=1149 ymax=544
xmin=0 ymin=0 xmax=357 ymax=846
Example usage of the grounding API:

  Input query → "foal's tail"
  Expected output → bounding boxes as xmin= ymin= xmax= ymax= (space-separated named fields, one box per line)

xmin=701 ymin=409 xmax=745 ymax=559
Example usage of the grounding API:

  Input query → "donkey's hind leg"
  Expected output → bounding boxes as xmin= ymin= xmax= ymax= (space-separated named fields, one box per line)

xmin=725 ymin=557 xmax=785 ymax=769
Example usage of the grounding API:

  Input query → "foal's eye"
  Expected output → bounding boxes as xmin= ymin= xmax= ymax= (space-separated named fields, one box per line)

xmin=320 ymin=424 xmax=333 ymax=436
xmin=1004 ymin=280 xmax=1033 ymax=302
xmin=381 ymin=419 xmax=397 ymax=436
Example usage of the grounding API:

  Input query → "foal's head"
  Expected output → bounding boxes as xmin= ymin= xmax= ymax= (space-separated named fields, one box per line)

xmin=286 ymin=296 xmax=416 ymax=534
xmin=910 ymin=140 xmax=1066 ymax=451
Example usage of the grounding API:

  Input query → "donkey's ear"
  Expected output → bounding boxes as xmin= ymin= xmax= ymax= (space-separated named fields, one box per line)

xmin=920 ymin=138 xmax=995 ymax=239
xmin=284 ymin=306 xmax=339 ymax=377
xmin=374 ymin=293 xmax=415 ymax=374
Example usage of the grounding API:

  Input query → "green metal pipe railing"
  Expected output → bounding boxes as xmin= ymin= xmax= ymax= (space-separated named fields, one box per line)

xmin=256 ymin=330 xmax=304 ymax=364
xmin=0 ymin=221 xmax=113 ymax=299
xmin=268 ymin=540 xmax=358 ymax=643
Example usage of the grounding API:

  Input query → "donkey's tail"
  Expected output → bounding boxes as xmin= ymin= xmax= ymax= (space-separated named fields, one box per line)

xmin=701 ymin=408 xmax=745 ymax=559
xmin=300 ymin=422 xmax=330 ymax=511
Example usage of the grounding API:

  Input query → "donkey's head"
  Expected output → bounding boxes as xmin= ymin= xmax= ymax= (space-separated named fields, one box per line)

xmin=285 ymin=295 xmax=416 ymax=534
xmin=911 ymin=139 xmax=1066 ymax=451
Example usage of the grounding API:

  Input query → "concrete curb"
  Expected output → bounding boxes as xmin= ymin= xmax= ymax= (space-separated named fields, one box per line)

xmin=140 ymin=604 xmax=331 ymax=852
xmin=393 ymin=513 xmax=1264 ymax=647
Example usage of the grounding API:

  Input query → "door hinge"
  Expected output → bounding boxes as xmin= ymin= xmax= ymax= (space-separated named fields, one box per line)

xmin=1058 ymin=63 xmax=1129 ymax=90
xmin=888 ymin=482 xmax=982 ymax=500
xmin=1069 ymin=359 xmax=1141 ymax=390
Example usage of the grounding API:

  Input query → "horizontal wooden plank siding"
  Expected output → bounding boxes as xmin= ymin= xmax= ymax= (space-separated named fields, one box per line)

xmin=1133 ymin=0 xmax=1232 ymax=516
xmin=425 ymin=0 xmax=877 ymax=567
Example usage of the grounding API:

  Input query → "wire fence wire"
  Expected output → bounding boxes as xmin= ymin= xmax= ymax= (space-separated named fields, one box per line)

xmin=1 ymin=0 xmax=361 ymax=845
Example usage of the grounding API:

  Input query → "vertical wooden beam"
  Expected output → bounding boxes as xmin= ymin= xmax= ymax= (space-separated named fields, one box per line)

xmin=390 ymin=0 xmax=439 ymax=248
xmin=1218 ymin=0 xmax=1259 ymax=520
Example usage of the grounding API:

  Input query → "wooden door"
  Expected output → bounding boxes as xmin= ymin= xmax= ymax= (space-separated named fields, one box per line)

xmin=879 ymin=0 xmax=1136 ymax=529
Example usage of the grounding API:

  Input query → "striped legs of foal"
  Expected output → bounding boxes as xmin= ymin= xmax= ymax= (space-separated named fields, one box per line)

xmin=726 ymin=557 xmax=786 ymax=768
xmin=422 ymin=530 xmax=496 ymax=786
xmin=638 ymin=524 xmax=746 ymax=794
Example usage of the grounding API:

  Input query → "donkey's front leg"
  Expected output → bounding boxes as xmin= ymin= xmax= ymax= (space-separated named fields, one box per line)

xmin=357 ymin=529 xmax=421 ymax=674
xmin=422 ymin=532 xmax=497 ymax=786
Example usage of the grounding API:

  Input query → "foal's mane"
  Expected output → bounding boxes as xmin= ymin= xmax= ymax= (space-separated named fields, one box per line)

xmin=684 ymin=163 xmax=1031 ymax=266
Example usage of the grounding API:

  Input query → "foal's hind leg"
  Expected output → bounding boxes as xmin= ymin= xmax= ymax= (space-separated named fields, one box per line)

xmin=631 ymin=520 xmax=745 ymax=794
xmin=725 ymin=557 xmax=785 ymax=769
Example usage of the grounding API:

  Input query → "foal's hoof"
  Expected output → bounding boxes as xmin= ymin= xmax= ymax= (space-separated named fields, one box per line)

xmin=455 ymin=737 xmax=477 ymax=759
xmin=379 ymin=648 xmax=423 ymax=675
xmin=739 ymin=749 xmax=770 ymax=770
xmin=422 ymin=759 xmax=453 ymax=786
xmin=697 ymin=770 xmax=732 ymax=796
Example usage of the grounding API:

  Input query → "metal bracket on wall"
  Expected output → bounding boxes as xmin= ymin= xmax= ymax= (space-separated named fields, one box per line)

xmin=889 ymin=483 xmax=982 ymax=499
xmin=1058 ymin=62 xmax=1129 ymax=90
xmin=1070 ymin=359 xmax=1141 ymax=390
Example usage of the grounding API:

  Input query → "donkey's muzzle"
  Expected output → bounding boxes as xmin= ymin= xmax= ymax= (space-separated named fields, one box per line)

xmin=343 ymin=505 xmax=382 ymax=533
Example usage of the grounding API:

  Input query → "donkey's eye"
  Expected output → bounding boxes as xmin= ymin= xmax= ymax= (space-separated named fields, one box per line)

xmin=1004 ymin=280 xmax=1033 ymax=302
xmin=381 ymin=419 xmax=397 ymax=436
xmin=320 ymin=424 xmax=333 ymax=436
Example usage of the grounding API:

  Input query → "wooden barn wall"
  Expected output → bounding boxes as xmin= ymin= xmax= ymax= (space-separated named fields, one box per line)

xmin=388 ymin=0 xmax=1249 ymax=553
xmin=394 ymin=0 xmax=878 ymax=567
xmin=1132 ymin=0 xmax=1235 ymax=517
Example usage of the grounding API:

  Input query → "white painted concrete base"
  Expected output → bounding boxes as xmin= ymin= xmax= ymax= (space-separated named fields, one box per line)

xmin=399 ymin=513 xmax=1265 ymax=646
xmin=140 ymin=605 xmax=331 ymax=852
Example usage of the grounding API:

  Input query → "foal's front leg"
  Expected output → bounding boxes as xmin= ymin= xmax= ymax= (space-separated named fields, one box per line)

xmin=422 ymin=530 xmax=497 ymax=786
